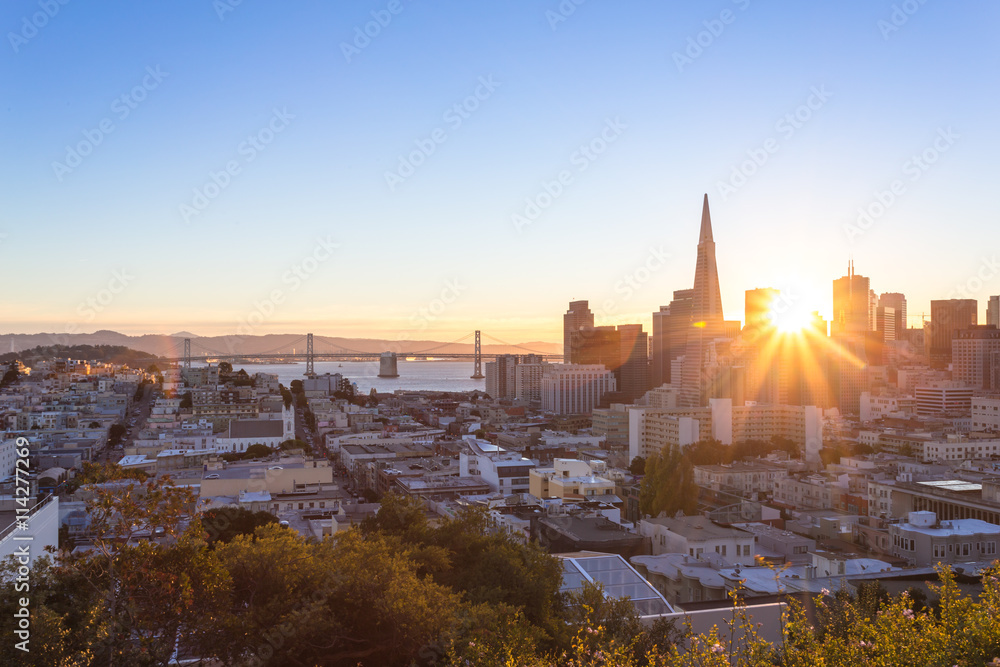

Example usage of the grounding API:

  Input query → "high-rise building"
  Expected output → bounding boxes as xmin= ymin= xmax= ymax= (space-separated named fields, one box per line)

xmin=485 ymin=354 xmax=519 ymax=400
xmin=515 ymin=362 xmax=546 ymax=403
xmin=563 ymin=300 xmax=595 ymax=363
xmin=541 ymin=364 xmax=617 ymax=415
xmin=745 ymin=288 xmax=780 ymax=331
xmin=952 ymin=326 xmax=1000 ymax=390
xmin=616 ymin=324 xmax=650 ymax=401
xmin=575 ymin=324 xmax=649 ymax=402
xmin=650 ymin=289 xmax=694 ymax=388
xmin=988 ymin=296 xmax=1000 ymax=329
xmin=681 ymin=195 xmax=728 ymax=407
xmin=929 ymin=299 xmax=978 ymax=368
xmin=879 ymin=292 xmax=907 ymax=338
xmin=832 ymin=262 xmax=871 ymax=336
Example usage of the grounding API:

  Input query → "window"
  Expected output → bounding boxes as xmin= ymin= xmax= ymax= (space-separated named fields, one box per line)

xmin=962 ymin=543 xmax=971 ymax=556
xmin=987 ymin=542 xmax=997 ymax=555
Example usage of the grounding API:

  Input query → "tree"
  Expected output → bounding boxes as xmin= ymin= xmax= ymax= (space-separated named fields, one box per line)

xmin=201 ymin=506 xmax=279 ymax=545
xmin=218 ymin=361 xmax=232 ymax=374
xmin=64 ymin=464 xmax=203 ymax=665
xmin=279 ymin=385 xmax=293 ymax=409
xmin=179 ymin=391 xmax=193 ymax=409
xmin=107 ymin=423 xmax=126 ymax=447
xmin=368 ymin=387 xmax=379 ymax=407
xmin=88 ymin=421 xmax=101 ymax=429
xmin=146 ymin=363 xmax=160 ymax=374
xmin=244 ymin=443 xmax=273 ymax=459
xmin=280 ymin=438 xmax=312 ymax=455
xmin=639 ymin=445 xmax=698 ymax=518
xmin=628 ymin=456 xmax=645 ymax=475
xmin=290 ymin=379 xmax=304 ymax=394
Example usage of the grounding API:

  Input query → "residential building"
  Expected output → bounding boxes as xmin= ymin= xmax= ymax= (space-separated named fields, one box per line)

xmin=639 ymin=514 xmax=756 ymax=564
xmin=889 ymin=511 xmax=1000 ymax=566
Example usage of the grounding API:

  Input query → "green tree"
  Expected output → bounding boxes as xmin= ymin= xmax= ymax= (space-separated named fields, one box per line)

xmin=218 ymin=361 xmax=232 ymax=374
xmin=629 ymin=456 xmax=646 ymax=475
xmin=201 ymin=506 xmax=279 ymax=545
xmin=639 ymin=444 xmax=698 ymax=518
xmin=107 ymin=424 xmax=127 ymax=447
xmin=179 ymin=391 xmax=193 ymax=409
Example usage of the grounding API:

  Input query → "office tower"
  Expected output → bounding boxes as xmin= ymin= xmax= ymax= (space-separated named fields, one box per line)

xmin=651 ymin=289 xmax=695 ymax=388
xmin=650 ymin=305 xmax=670 ymax=388
xmin=875 ymin=306 xmax=896 ymax=343
xmin=576 ymin=325 xmax=620 ymax=371
xmin=953 ymin=326 xmax=1000 ymax=390
xmin=988 ymin=295 xmax=1000 ymax=329
xmin=929 ymin=299 xmax=978 ymax=368
xmin=616 ymin=323 xmax=650 ymax=401
xmin=879 ymin=292 xmax=907 ymax=338
xmin=563 ymin=300 xmax=594 ymax=363
xmin=869 ymin=289 xmax=878 ymax=333
xmin=681 ymin=195 xmax=728 ymax=407
xmin=832 ymin=262 xmax=871 ymax=336
xmin=745 ymin=288 xmax=780 ymax=331
xmin=575 ymin=324 xmax=649 ymax=402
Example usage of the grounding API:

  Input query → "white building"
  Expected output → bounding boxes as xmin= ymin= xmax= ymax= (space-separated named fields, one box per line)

xmin=860 ymin=392 xmax=916 ymax=422
xmin=890 ymin=511 xmax=1000 ymax=566
xmin=971 ymin=396 xmax=1000 ymax=433
xmin=541 ymin=364 xmax=616 ymax=415
xmin=459 ymin=438 xmax=535 ymax=496
xmin=915 ymin=384 xmax=973 ymax=416
xmin=639 ymin=514 xmax=756 ymax=564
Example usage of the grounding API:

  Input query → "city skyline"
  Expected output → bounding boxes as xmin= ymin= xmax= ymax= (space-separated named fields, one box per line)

xmin=4 ymin=1 xmax=1000 ymax=340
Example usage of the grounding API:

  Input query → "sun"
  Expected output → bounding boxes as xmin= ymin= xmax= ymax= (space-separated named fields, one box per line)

xmin=767 ymin=296 xmax=816 ymax=334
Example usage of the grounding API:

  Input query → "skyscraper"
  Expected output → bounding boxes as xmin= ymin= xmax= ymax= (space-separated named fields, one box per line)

xmin=650 ymin=289 xmax=694 ymax=388
xmin=929 ymin=299 xmax=978 ymax=368
xmin=563 ymin=300 xmax=594 ymax=363
xmin=988 ymin=295 xmax=999 ymax=329
xmin=745 ymin=288 xmax=780 ymax=330
xmin=879 ymin=292 xmax=907 ymax=339
xmin=832 ymin=262 xmax=871 ymax=336
xmin=681 ymin=195 xmax=727 ymax=407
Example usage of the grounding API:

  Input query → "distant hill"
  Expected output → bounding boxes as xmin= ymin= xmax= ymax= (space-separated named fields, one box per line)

xmin=0 ymin=331 xmax=562 ymax=358
xmin=0 ymin=344 xmax=160 ymax=366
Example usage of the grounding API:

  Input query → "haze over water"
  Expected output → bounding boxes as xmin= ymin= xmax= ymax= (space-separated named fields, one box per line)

xmin=207 ymin=360 xmax=486 ymax=394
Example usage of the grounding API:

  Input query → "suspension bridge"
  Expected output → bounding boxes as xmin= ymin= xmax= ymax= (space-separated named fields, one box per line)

xmin=142 ymin=331 xmax=562 ymax=378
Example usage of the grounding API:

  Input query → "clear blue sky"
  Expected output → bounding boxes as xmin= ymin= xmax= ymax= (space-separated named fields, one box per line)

xmin=2 ymin=0 xmax=999 ymax=341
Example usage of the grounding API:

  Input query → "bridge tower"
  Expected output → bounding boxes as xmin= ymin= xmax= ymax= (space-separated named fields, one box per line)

xmin=470 ymin=330 xmax=484 ymax=379
xmin=183 ymin=338 xmax=191 ymax=369
xmin=305 ymin=333 xmax=315 ymax=377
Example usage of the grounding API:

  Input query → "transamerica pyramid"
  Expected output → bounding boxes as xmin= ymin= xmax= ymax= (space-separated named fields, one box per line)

xmin=692 ymin=193 xmax=724 ymax=323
